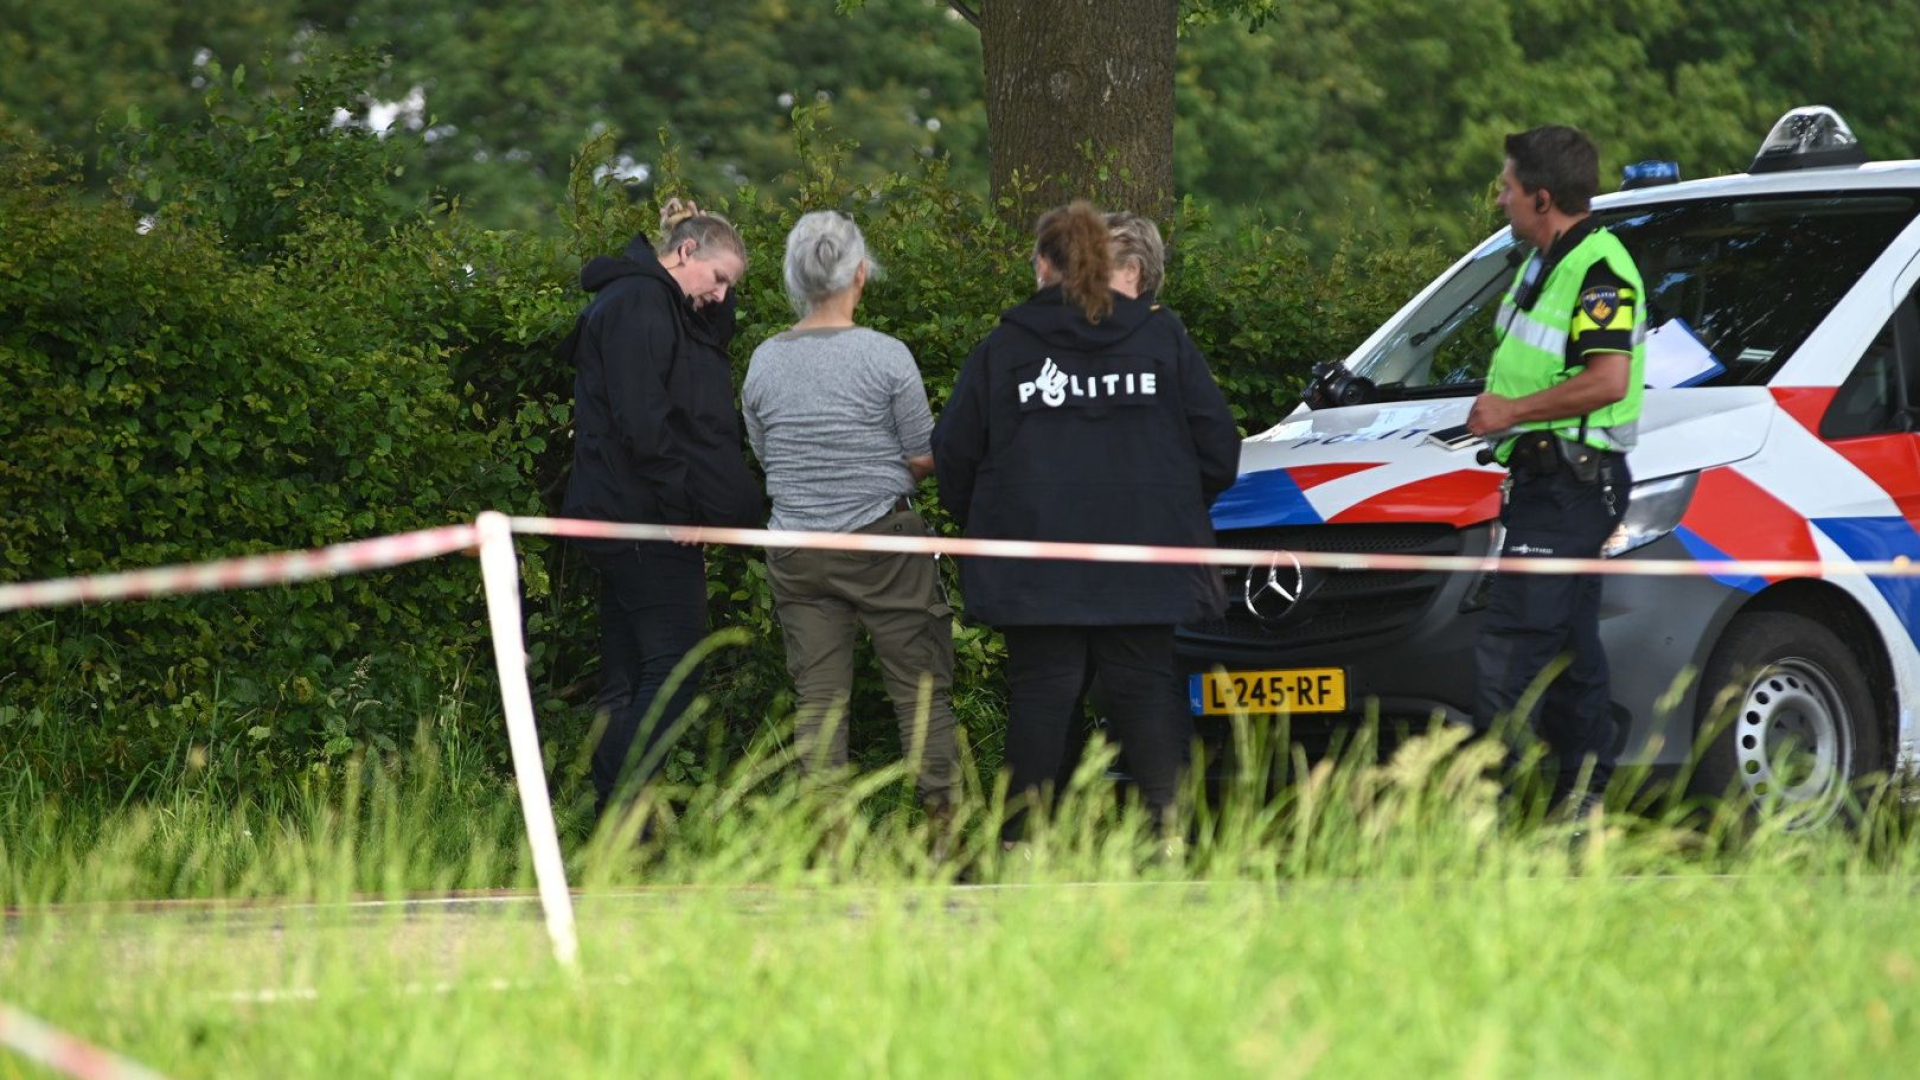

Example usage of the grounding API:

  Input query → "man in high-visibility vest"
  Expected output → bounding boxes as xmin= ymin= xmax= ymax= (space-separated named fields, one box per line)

xmin=1466 ymin=125 xmax=1645 ymax=818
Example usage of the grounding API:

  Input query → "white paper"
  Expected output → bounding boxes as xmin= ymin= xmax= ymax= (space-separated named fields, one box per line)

xmin=1643 ymin=318 xmax=1724 ymax=389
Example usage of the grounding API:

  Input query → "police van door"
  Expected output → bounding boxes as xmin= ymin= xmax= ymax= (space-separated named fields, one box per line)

xmin=1814 ymin=259 xmax=1920 ymax=589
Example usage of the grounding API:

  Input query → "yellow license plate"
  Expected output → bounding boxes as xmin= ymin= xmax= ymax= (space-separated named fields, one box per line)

xmin=1189 ymin=668 xmax=1347 ymax=715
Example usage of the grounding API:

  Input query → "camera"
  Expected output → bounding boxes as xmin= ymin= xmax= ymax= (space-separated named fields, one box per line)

xmin=1302 ymin=361 xmax=1376 ymax=410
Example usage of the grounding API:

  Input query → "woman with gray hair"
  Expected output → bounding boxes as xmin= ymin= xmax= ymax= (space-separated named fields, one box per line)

xmin=742 ymin=211 xmax=958 ymax=825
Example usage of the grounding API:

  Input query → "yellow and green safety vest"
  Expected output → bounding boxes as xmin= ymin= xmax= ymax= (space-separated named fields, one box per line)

xmin=1487 ymin=225 xmax=1646 ymax=461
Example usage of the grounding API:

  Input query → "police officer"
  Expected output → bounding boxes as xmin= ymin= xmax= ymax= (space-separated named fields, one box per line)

xmin=562 ymin=199 xmax=764 ymax=821
xmin=932 ymin=202 xmax=1240 ymax=848
xmin=1466 ymin=126 xmax=1646 ymax=817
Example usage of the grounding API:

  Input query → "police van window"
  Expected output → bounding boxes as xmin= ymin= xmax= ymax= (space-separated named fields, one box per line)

xmin=1821 ymin=289 xmax=1920 ymax=439
xmin=1347 ymin=237 xmax=1517 ymax=394
xmin=1350 ymin=193 xmax=1918 ymax=396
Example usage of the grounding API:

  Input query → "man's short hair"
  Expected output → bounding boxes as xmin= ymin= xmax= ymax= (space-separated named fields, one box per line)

xmin=1505 ymin=126 xmax=1600 ymax=214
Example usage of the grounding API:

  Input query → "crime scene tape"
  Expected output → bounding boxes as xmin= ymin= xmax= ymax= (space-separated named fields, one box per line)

xmin=5 ymin=516 xmax=1919 ymax=618
xmin=0 ymin=525 xmax=478 ymax=614
xmin=507 ymin=515 xmax=1920 ymax=581
xmin=0 ymin=1003 xmax=170 ymax=1080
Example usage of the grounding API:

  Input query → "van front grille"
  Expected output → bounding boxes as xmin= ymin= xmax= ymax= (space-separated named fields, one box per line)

xmin=1182 ymin=524 xmax=1462 ymax=648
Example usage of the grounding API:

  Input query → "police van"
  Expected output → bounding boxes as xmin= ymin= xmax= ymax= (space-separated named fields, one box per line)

xmin=1177 ymin=108 xmax=1920 ymax=825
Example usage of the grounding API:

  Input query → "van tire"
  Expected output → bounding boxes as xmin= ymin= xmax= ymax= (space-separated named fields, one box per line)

xmin=1692 ymin=612 xmax=1883 ymax=828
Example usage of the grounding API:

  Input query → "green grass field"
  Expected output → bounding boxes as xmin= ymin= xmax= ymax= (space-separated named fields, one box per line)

xmin=5 ymin=723 xmax=1918 ymax=1078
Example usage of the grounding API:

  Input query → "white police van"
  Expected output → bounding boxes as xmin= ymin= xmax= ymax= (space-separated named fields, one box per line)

xmin=1178 ymin=108 xmax=1920 ymax=824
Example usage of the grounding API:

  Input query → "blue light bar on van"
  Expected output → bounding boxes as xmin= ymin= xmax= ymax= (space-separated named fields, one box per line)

xmin=1621 ymin=160 xmax=1681 ymax=190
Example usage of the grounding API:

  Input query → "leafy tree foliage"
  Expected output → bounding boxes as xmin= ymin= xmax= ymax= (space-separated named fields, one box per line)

xmin=6 ymin=0 xmax=1920 ymax=253
xmin=0 ymin=0 xmax=296 ymax=152
xmin=0 ymin=70 xmax=560 ymax=786
xmin=1171 ymin=0 xmax=1920 ymax=250
xmin=292 ymin=0 xmax=988 ymax=231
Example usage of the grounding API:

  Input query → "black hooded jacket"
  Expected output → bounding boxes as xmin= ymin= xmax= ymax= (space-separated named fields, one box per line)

xmin=560 ymin=234 xmax=763 ymax=549
xmin=932 ymin=287 xmax=1241 ymax=626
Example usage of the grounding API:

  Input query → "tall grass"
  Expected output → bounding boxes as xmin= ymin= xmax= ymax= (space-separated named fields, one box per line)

xmin=6 ymin=701 xmax=1917 ymax=909
xmin=6 ymin=708 xmax=1920 ymax=1078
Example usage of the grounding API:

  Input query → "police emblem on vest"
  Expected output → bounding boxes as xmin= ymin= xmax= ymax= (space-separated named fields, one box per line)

xmin=1016 ymin=355 xmax=1160 ymax=410
xmin=1580 ymin=286 xmax=1619 ymax=325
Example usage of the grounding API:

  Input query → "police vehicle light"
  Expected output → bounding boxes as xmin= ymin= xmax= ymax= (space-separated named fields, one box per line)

xmin=1621 ymin=160 xmax=1680 ymax=190
xmin=1750 ymin=106 xmax=1867 ymax=174
xmin=1601 ymin=472 xmax=1699 ymax=558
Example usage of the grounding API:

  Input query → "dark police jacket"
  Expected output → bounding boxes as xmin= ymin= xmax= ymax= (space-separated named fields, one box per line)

xmin=932 ymin=287 xmax=1241 ymax=626
xmin=561 ymin=235 xmax=763 ymax=551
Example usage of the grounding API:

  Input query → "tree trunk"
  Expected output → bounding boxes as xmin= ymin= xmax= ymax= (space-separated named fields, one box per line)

xmin=981 ymin=0 xmax=1178 ymax=225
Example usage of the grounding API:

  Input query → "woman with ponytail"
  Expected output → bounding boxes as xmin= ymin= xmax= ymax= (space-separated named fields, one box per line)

xmin=932 ymin=201 xmax=1241 ymax=850
xmin=561 ymin=197 xmax=764 ymax=821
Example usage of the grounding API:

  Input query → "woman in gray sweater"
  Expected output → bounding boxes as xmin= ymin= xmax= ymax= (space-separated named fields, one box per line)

xmin=742 ymin=211 xmax=958 ymax=823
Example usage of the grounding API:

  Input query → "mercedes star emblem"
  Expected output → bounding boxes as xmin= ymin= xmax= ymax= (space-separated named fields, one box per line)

xmin=1243 ymin=552 xmax=1307 ymax=623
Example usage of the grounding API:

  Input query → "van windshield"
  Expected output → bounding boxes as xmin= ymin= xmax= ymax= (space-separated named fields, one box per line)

xmin=1349 ymin=193 xmax=1919 ymax=395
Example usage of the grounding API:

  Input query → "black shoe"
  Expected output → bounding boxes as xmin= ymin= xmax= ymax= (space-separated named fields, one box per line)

xmin=1558 ymin=792 xmax=1603 ymax=846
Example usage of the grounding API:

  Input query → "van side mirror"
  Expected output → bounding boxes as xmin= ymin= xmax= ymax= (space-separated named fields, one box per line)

xmin=1303 ymin=362 xmax=1377 ymax=409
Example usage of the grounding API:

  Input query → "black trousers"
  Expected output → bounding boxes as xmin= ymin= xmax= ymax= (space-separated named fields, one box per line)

xmin=586 ymin=541 xmax=708 ymax=815
xmin=1474 ymin=453 xmax=1631 ymax=802
xmin=1001 ymin=624 xmax=1188 ymax=842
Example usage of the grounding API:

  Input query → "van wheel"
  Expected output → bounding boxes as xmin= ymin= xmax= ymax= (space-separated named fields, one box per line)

xmin=1693 ymin=612 xmax=1882 ymax=828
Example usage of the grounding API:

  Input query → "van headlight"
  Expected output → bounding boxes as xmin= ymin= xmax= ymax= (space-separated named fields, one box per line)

xmin=1601 ymin=472 xmax=1699 ymax=558
xmin=1459 ymin=519 xmax=1506 ymax=612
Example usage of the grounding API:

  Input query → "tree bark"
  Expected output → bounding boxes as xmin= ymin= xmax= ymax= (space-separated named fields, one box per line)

xmin=981 ymin=0 xmax=1178 ymax=225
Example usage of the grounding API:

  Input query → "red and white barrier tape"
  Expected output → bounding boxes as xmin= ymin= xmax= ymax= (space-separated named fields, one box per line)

xmin=6 ymin=516 xmax=1918 ymax=621
xmin=507 ymin=515 xmax=1920 ymax=581
xmin=473 ymin=513 xmax=578 ymax=968
xmin=0 ymin=525 xmax=477 ymax=614
xmin=0 ymin=1004 xmax=169 ymax=1080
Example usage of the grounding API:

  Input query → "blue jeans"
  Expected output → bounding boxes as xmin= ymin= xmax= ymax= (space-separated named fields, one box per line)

xmin=586 ymin=541 xmax=708 ymax=815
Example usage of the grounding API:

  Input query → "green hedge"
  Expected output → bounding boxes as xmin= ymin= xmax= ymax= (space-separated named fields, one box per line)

xmin=0 ymin=79 xmax=1453 ymax=794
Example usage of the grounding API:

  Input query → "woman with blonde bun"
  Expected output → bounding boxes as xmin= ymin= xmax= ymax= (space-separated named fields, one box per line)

xmin=933 ymin=201 xmax=1239 ymax=848
xmin=562 ymin=197 xmax=764 ymax=819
